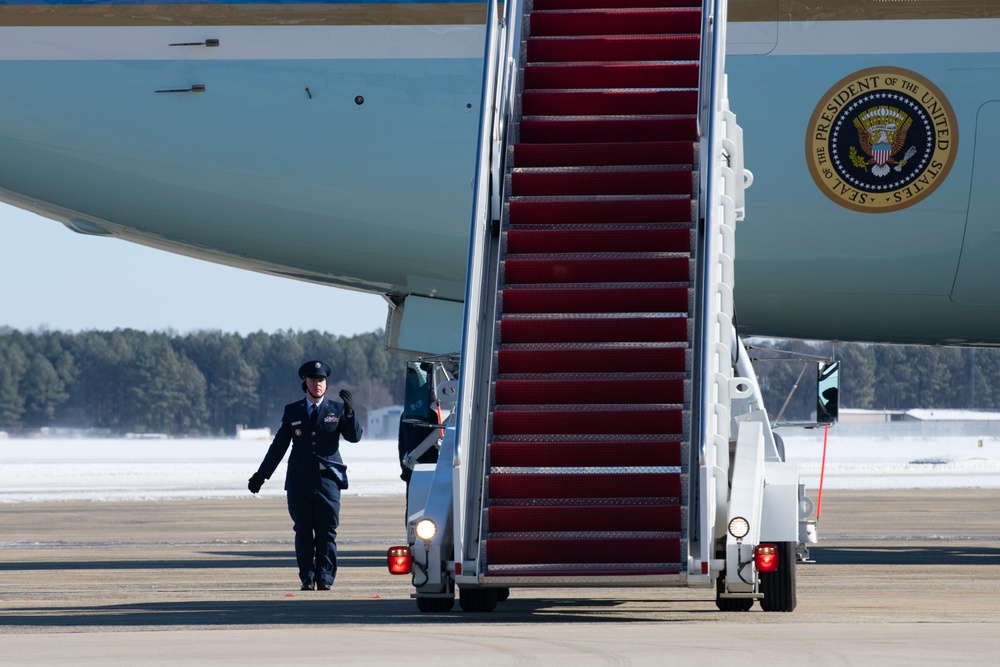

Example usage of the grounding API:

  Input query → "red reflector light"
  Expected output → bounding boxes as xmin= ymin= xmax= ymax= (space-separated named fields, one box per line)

xmin=754 ymin=544 xmax=779 ymax=573
xmin=387 ymin=546 xmax=412 ymax=575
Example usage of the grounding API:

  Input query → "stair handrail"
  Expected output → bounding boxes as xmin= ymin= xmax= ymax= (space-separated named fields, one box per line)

xmin=492 ymin=1 xmax=525 ymax=222
xmin=452 ymin=0 xmax=523 ymax=573
xmin=694 ymin=0 xmax=739 ymax=580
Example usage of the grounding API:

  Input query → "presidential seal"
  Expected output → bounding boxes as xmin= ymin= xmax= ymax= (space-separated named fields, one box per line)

xmin=806 ymin=67 xmax=957 ymax=213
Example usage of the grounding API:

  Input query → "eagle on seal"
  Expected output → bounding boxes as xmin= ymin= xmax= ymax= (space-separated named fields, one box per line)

xmin=854 ymin=115 xmax=913 ymax=177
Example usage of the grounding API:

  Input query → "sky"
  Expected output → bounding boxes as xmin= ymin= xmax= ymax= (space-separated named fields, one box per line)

xmin=0 ymin=203 xmax=389 ymax=336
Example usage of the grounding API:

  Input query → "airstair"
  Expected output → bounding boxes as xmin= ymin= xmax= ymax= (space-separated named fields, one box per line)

xmin=478 ymin=0 xmax=705 ymax=587
xmin=400 ymin=0 xmax=803 ymax=614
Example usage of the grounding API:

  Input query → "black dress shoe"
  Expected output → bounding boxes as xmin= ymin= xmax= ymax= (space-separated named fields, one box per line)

xmin=316 ymin=580 xmax=331 ymax=591
xmin=300 ymin=581 xmax=315 ymax=591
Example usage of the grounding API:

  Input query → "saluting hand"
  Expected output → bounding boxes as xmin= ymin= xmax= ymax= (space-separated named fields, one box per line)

xmin=339 ymin=389 xmax=354 ymax=414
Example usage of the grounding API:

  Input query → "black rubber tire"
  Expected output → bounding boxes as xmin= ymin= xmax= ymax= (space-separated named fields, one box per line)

xmin=416 ymin=596 xmax=454 ymax=613
xmin=459 ymin=586 xmax=498 ymax=612
xmin=759 ymin=541 xmax=797 ymax=612
xmin=495 ymin=587 xmax=510 ymax=602
xmin=715 ymin=572 xmax=753 ymax=612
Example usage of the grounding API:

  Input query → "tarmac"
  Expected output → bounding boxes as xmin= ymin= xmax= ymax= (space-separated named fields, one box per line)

xmin=2 ymin=488 xmax=1000 ymax=665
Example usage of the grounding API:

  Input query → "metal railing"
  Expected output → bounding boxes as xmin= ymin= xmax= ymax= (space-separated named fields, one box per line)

xmin=694 ymin=0 xmax=742 ymax=582
xmin=452 ymin=0 xmax=524 ymax=577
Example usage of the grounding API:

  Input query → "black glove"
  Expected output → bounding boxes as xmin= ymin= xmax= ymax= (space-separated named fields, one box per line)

xmin=339 ymin=389 xmax=354 ymax=414
xmin=248 ymin=472 xmax=266 ymax=494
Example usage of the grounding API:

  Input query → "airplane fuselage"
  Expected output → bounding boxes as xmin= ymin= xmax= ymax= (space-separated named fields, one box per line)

xmin=726 ymin=2 xmax=1000 ymax=344
xmin=0 ymin=4 xmax=487 ymax=301
xmin=2 ymin=1 xmax=1000 ymax=344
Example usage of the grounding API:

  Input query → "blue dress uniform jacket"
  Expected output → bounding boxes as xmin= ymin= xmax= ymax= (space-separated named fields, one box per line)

xmin=257 ymin=398 xmax=362 ymax=490
xmin=256 ymin=397 xmax=363 ymax=586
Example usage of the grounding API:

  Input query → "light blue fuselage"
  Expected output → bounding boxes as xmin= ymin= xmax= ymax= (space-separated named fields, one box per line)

xmin=0 ymin=4 xmax=488 ymax=300
xmin=3 ymin=3 xmax=1000 ymax=343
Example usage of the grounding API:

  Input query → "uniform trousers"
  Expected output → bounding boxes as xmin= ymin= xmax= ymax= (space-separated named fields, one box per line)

xmin=286 ymin=469 xmax=341 ymax=585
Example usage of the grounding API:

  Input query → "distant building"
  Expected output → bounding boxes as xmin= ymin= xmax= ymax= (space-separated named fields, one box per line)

xmin=839 ymin=409 xmax=906 ymax=423
xmin=235 ymin=426 xmax=272 ymax=441
xmin=839 ymin=408 xmax=1000 ymax=423
xmin=832 ymin=408 xmax=1000 ymax=438
xmin=904 ymin=409 xmax=1000 ymax=422
xmin=367 ymin=405 xmax=403 ymax=440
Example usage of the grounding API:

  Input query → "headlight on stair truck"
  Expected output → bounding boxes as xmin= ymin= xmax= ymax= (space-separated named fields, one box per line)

xmin=415 ymin=519 xmax=437 ymax=542
xmin=728 ymin=516 xmax=750 ymax=540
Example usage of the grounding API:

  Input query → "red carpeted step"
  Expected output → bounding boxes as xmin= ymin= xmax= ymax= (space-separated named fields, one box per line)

xmin=508 ymin=197 xmax=692 ymax=224
xmin=501 ymin=316 xmax=688 ymax=344
xmin=529 ymin=10 xmax=701 ymax=38
xmin=486 ymin=536 xmax=681 ymax=565
xmin=488 ymin=504 xmax=682 ymax=533
xmin=501 ymin=284 xmax=686 ymax=313
xmin=522 ymin=90 xmax=698 ymax=116
xmin=503 ymin=257 xmax=688 ymax=284
xmin=484 ymin=565 xmax=681 ymax=576
xmin=518 ymin=117 xmax=697 ymax=143
xmin=511 ymin=168 xmax=692 ymax=197
xmin=512 ymin=141 xmax=693 ymax=168
xmin=502 ymin=286 xmax=688 ymax=314
xmin=497 ymin=346 xmax=686 ymax=374
xmin=495 ymin=377 xmax=683 ymax=405
xmin=534 ymin=0 xmax=702 ymax=9
xmin=523 ymin=62 xmax=699 ymax=90
xmin=488 ymin=472 xmax=681 ymax=498
xmin=510 ymin=169 xmax=692 ymax=198
xmin=492 ymin=407 xmax=683 ymax=435
xmin=527 ymin=35 xmax=700 ymax=62
xmin=490 ymin=439 xmax=682 ymax=467
xmin=506 ymin=228 xmax=690 ymax=254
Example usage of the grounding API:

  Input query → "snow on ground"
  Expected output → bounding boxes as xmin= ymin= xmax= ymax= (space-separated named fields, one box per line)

xmin=782 ymin=432 xmax=1000 ymax=490
xmin=1 ymin=432 xmax=999 ymax=502
xmin=0 ymin=438 xmax=402 ymax=503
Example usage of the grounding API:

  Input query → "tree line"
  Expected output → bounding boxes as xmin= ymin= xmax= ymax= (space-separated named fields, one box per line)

xmin=2 ymin=328 xmax=998 ymax=436
xmin=0 ymin=327 xmax=412 ymax=436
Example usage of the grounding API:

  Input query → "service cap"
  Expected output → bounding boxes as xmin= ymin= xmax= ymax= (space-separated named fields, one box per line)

xmin=298 ymin=360 xmax=332 ymax=380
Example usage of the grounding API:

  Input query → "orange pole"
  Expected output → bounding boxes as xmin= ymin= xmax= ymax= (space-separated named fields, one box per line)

xmin=816 ymin=422 xmax=830 ymax=520
xmin=436 ymin=404 xmax=444 ymax=438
